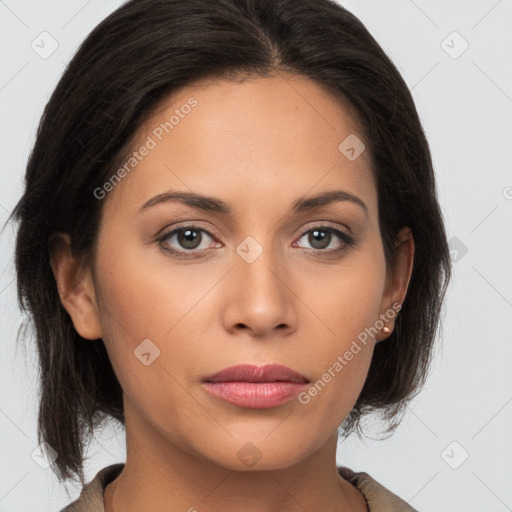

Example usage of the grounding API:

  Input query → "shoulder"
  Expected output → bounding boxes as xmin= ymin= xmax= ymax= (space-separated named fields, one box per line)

xmin=60 ymin=462 xmax=415 ymax=511
xmin=59 ymin=463 xmax=125 ymax=512
xmin=337 ymin=466 xmax=419 ymax=512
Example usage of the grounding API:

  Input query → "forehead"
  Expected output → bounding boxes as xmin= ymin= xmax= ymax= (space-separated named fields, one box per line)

xmin=102 ymin=72 xmax=376 ymax=219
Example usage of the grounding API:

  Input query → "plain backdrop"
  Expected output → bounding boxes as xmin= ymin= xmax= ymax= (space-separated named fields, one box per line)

xmin=0 ymin=1 xmax=511 ymax=511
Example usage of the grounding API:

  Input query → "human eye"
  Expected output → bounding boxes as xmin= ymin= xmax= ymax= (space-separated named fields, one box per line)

xmin=156 ymin=223 xmax=221 ymax=259
xmin=293 ymin=223 xmax=356 ymax=255
xmin=154 ymin=221 xmax=356 ymax=260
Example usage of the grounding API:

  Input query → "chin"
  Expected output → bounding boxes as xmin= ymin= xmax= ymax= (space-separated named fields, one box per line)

xmin=197 ymin=436 xmax=315 ymax=472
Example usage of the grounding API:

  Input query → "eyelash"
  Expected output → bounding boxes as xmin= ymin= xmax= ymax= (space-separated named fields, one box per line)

xmin=155 ymin=223 xmax=356 ymax=259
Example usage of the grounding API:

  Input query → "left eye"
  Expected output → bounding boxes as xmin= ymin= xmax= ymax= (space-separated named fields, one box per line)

xmin=295 ymin=227 xmax=351 ymax=251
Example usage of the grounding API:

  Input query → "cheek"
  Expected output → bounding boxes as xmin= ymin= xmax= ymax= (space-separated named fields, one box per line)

xmin=94 ymin=220 xmax=202 ymax=341
xmin=294 ymin=248 xmax=386 ymax=413
xmin=92 ymin=231 xmax=175 ymax=373
xmin=93 ymin=232 xmax=218 ymax=396
xmin=301 ymin=247 xmax=386 ymax=350
xmin=92 ymin=241 xmax=202 ymax=425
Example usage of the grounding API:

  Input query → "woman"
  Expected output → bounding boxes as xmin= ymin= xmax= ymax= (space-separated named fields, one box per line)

xmin=10 ymin=0 xmax=451 ymax=510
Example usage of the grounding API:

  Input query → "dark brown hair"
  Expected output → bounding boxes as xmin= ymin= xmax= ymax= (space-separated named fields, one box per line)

xmin=8 ymin=0 xmax=451 ymax=485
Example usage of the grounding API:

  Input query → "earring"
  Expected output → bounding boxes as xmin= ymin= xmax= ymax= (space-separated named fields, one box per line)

xmin=382 ymin=326 xmax=391 ymax=334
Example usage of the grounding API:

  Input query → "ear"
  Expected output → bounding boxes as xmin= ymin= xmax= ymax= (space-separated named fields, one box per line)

xmin=49 ymin=233 xmax=103 ymax=340
xmin=377 ymin=226 xmax=414 ymax=341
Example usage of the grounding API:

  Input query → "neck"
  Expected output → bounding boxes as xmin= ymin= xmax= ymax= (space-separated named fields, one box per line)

xmin=104 ymin=399 xmax=367 ymax=512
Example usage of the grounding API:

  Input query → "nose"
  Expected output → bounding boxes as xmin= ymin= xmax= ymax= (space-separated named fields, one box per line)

xmin=221 ymin=240 xmax=298 ymax=338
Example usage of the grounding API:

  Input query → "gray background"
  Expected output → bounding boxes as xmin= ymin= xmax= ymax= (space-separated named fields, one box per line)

xmin=0 ymin=1 xmax=511 ymax=510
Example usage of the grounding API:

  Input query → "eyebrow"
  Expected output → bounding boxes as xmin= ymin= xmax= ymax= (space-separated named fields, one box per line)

xmin=138 ymin=189 xmax=368 ymax=217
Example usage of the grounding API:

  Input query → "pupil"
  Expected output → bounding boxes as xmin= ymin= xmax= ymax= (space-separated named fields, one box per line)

xmin=179 ymin=229 xmax=200 ymax=249
xmin=310 ymin=230 xmax=330 ymax=249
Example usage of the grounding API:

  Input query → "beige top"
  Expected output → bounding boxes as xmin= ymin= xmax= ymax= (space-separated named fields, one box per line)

xmin=60 ymin=463 xmax=418 ymax=511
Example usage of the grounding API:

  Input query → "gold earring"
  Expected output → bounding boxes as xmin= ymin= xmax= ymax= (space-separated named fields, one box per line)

xmin=383 ymin=326 xmax=391 ymax=334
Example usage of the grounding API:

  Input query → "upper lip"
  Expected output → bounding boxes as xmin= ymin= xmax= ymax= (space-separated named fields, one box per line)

xmin=203 ymin=364 xmax=309 ymax=383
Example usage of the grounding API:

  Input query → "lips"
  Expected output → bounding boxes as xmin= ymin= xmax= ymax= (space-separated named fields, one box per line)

xmin=201 ymin=364 xmax=310 ymax=409
xmin=202 ymin=364 xmax=310 ymax=384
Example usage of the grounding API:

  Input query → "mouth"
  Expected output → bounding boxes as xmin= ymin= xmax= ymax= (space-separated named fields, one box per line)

xmin=201 ymin=364 xmax=310 ymax=409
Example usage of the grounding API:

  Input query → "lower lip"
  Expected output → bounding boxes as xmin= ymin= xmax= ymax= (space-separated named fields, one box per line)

xmin=202 ymin=381 xmax=309 ymax=408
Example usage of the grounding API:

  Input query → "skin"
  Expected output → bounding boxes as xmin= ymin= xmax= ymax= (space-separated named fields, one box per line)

xmin=50 ymin=71 xmax=414 ymax=512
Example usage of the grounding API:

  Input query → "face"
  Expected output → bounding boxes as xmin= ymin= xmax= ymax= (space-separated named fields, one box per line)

xmin=63 ymin=72 xmax=411 ymax=471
